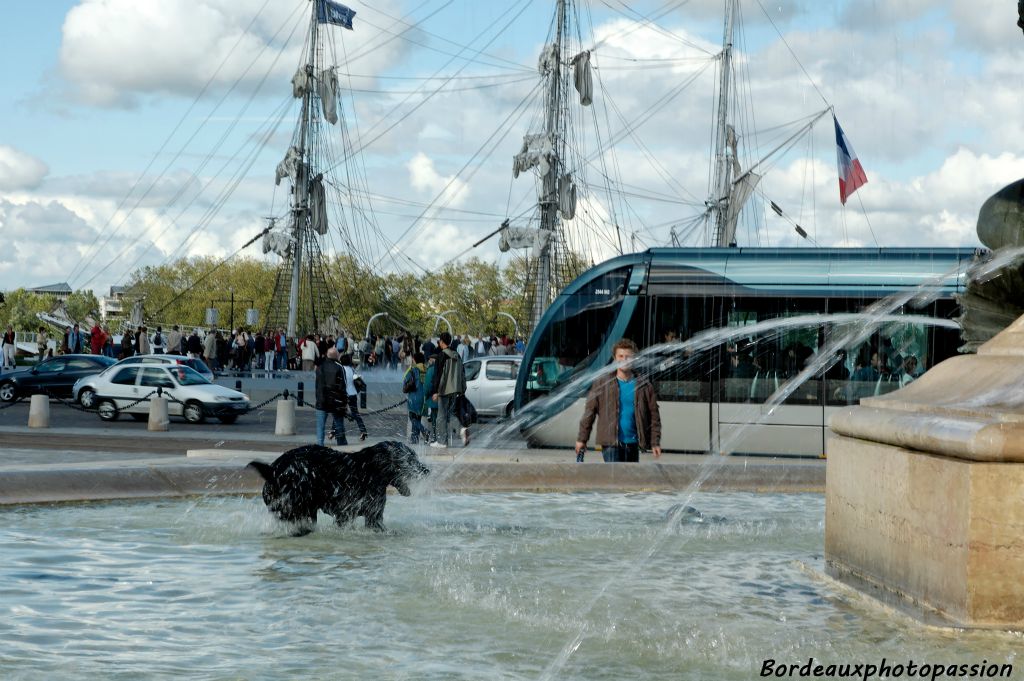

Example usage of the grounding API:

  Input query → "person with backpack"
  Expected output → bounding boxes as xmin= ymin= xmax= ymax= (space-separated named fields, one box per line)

xmin=403 ymin=351 xmax=431 ymax=445
xmin=151 ymin=326 xmax=165 ymax=354
xmin=429 ymin=332 xmax=468 ymax=448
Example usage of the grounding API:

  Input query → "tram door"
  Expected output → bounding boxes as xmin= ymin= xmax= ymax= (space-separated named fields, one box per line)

xmin=714 ymin=295 xmax=829 ymax=457
xmin=633 ymin=295 xmax=715 ymax=453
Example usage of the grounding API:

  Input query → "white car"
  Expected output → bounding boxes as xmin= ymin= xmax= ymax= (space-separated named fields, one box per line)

xmin=89 ymin=364 xmax=249 ymax=424
xmin=463 ymin=356 xmax=521 ymax=418
xmin=73 ymin=354 xmax=214 ymax=408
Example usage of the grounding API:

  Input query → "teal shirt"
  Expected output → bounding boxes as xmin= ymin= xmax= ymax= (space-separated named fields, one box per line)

xmin=617 ymin=378 xmax=637 ymax=444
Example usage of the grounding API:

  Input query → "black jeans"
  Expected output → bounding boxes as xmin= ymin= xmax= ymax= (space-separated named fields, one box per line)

xmin=602 ymin=443 xmax=640 ymax=463
xmin=334 ymin=394 xmax=367 ymax=441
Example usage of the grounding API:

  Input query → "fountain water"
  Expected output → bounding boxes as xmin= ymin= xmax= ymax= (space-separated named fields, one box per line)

xmin=8 ymin=248 xmax=1024 ymax=678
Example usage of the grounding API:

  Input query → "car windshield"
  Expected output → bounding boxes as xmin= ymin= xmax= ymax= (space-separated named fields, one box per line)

xmin=170 ymin=366 xmax=210 ymax=386
xmin=186 ymin=358 xmax=211 ymax=374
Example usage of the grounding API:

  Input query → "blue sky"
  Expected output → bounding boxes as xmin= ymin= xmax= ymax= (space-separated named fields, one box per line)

xmin=1 ymin=0 xmax=1023 ymax=297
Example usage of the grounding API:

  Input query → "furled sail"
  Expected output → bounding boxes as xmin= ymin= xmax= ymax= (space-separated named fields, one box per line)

xmin=558 ymin=173 xmax=577 ymax=219
xmin=292 ymin=67 xmax=310 ymax=98
xmin=318 ymin=68 xmax=338 ymax=125
xmin=572 ymin=50 xmax=593 ymax=106
xmin=499 ymin=225 xmax=553 ymax=259
xmin=262 ymin=227 xmax=294 ymax=258
xmin=513 ymin=134 xmax=553 ymax=179
xmin=275 ymin=146 xmax=301 ymax=186
xmin=722 ymin=171 xmax=761 ymax=246
xmin=310 ymin=174 xmax=328 ymax=235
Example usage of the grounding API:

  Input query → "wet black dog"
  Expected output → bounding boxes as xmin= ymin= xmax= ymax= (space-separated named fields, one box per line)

xmin=248 ymin=441 xmax=430 ymax=534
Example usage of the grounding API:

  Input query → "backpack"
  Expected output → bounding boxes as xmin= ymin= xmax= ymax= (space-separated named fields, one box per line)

xmin=456 ymin=394 xmax=478 ymax=427
xmin=439 ymin=348 xmax=467 ymax=396
xmin=402 ymin=367 xmax=418 ymax=394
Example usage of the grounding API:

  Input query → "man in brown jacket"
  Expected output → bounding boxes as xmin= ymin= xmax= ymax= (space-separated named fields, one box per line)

xmin=575 ymin=338 xmax=662 ymax=462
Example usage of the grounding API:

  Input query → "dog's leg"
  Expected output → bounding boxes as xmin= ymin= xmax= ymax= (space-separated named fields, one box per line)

xmin=331 ymin=510 xmax=355 ymax=527
xmin=362 ymin=497 xmax=386 ymax=532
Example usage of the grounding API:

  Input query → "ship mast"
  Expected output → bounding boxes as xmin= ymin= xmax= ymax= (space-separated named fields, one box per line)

xmin=287 ymin=10 xmax=319 ymax=339
xmin=530 ymin=0 xmax=567 ymax=331
xmin=710 ymin=0 xmax=737 ymax=247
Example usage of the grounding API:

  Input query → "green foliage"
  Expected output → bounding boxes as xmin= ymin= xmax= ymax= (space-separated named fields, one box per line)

xmin=40 ymin=249 xmax=590 ymax=339
xmin=65 ymin=290 xmax=100 ymax=322
xmin=126 ymin=256 xmax=277 ymax=329
xmin=0 ymin=288 xmax=55 ymax=331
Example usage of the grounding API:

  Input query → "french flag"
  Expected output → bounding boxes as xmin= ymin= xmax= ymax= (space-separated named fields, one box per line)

xmin=834 ymin=115 xmax=867 ymax=205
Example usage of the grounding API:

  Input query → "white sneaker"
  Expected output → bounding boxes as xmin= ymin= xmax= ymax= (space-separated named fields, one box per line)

xmin=460 ymin=427 xmax=470 ymax=446
xmin=430 ymin=441 xmax=448 ymax=449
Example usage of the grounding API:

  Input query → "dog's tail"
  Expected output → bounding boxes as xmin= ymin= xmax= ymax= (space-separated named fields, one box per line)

xmin=247 ymin=460 xmax=274 ymax=481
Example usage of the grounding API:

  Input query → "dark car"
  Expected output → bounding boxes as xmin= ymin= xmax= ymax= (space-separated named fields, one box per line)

xmin=0 ymin=354 xmax=117 ymax=402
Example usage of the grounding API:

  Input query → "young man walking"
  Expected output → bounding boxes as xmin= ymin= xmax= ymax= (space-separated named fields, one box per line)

xmin=575 ymin=338 xmax=662 ymax=462
xmin=429 ymin=332 xmax=468 ymax=448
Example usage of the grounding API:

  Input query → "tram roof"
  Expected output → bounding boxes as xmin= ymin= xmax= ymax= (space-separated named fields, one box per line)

xmin=564 ymin=247 xmax=981 ymax=297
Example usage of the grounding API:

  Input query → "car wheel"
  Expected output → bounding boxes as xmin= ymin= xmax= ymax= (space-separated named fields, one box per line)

xmin=505 ymin=402 xmax=514 ymax=418
xmin=78 ymin=388 xmax=96 ymax=409
xmin=183 ymin=401 xmax=206 ymax=424
xmin=97 ymin=400 xmax=119 ymax=421
xmin=0 ymin=382 xmax=15 ymax=402
xmin=130 ymin=413 xmax=148 ymax=422
xmin=217 ymin=414 xmax=238 ymax=424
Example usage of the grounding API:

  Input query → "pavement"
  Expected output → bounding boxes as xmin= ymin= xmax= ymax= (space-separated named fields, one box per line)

xmin=0 ymin=415 xmax=825 ymax=505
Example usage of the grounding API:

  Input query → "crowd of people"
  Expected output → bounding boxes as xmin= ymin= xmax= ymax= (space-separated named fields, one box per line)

xmin=2 ymin=317 xmax=525 ymax=377
xmin=315 ymin=331 xmax=482 ymax=450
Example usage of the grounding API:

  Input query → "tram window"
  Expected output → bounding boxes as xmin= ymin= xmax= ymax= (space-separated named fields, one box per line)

xmin=525 ymin=266 xmax=631 ymax=399
xmin=835 ymin=316 xmax=929 ymax=405
xmin=645 ymin=296 xmax=715 ymax=402
xmin=720 ymin=296 xmax=827 ymax=405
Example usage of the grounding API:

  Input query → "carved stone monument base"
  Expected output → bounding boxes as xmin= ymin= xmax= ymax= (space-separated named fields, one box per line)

xmin=826 ymin=314 xmax=1024 ymax=628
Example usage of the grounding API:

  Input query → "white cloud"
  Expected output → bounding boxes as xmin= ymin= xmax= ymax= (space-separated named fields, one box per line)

xmin=8 ymin=3 xmax=1024 ymax=298
xmin=0 ymin=146 xmax=49 ymax=191
xmin=950 ymin=0 xmax=1022 ymax=53
xmin=406 ymin=152 xmax=470 ymax=207
xmin=57 ymin=0 xmax=408 ymax=108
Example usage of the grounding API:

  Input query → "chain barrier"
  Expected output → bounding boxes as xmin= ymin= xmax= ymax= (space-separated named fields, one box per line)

xmin=45 ymin=391 xmax=99 ymax=413
xmin=241 ymin=391 xmax=285 ymax=414
xmin=4 ymin=387 xmax=405 ymax=418
xmin=362 ymin=398 xmax=407 ymax=416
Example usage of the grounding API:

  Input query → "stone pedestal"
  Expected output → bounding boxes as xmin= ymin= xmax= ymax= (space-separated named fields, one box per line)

xmin=275 ymin=398 xmax=296 ymax=436
xmin=827 ymin=314 xmax=1024 ymax=628
xmin=148 ymin=397 xmax=169 ymax=431
xmin=27 ymin=394 xmax=49 ymax=428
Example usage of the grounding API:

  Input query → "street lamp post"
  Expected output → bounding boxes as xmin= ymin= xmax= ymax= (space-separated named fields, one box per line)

xmin=365 ymin=312 xmax=389 ymax=341
xmin=210 ymin=289 xmax=253 ymax=330
xmin=431 ymin=314 xmax=453 ymax=336
xmin=496 ymin=312 xmax=521 ymax=340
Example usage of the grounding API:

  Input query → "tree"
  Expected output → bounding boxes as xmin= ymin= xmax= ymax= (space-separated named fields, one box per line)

xmin=0 ymin=288 xmax=55 ymax=332
xmin=65 ymin=290 xmax=100 ymax=323
xmin=126 ymin=256 xmax=277 ymax=329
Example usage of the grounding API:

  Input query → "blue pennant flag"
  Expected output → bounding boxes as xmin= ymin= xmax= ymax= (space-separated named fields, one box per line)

xmin=317 ymin=0 xmax=356 ymax=30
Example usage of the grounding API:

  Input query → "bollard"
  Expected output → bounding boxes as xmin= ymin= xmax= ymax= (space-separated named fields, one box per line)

xmin=297 ymin=381 xmax=304 ymax=407
xmin=235 ymin=379 xmax=242 ymax=392
xmin=275 ymin=396 xmax=296 ymax=436
xmin=360 ymin=390 xmax=366 ymax=409
xmin=148 ymin=396 xmax=170 ymax=431
xmin=27 ymin=394 xmax=49 ymax=428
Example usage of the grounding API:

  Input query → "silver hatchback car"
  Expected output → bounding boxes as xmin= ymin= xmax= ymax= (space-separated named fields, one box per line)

xmin=463 ymin=356 xmax=521 ymax=418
